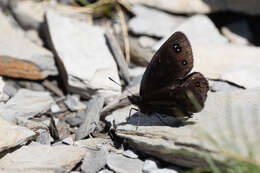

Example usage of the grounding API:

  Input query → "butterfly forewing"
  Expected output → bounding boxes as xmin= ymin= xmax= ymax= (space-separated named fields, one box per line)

xmin=140 ymin=32 xmax=193 ymax=97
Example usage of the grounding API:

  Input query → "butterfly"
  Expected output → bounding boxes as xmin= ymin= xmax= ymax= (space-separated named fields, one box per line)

xmin=128 ymin=32 xmax=209 ymax=118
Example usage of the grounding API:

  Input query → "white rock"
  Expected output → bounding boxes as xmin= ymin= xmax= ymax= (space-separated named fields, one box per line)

xmin=129 ymin=5 xmax=185 ymax=37
xmin=126 ymin=0 xmax=260 ymax=15
xmin=192 ymin=44 xmax=260 ymax=89
xmin=221 ymin=21 xmax=252 ymax=45
xmin=0 ymin=145 xmax=87 ymax=173
xmin=108 ymin=88 xmax=260 ymax=167
xmin=0 ymin=117 xmax=35 ymax=152
xmin=107 ymin=153 xmax=144 ymax=173
xmin=123 ymin=150 xmax=138 ymax=159
xmin=0 ymin=10 xmax=58 ymax=79
xmin=45 ymin=7 xmax=121 ymax=100
xmin=0 ymin=89 xmax=54 ymax=123
xmin=153 ymin=15 xmax=228 ymax=50
xmin=143 ymin=160 xmax=178 ymax=173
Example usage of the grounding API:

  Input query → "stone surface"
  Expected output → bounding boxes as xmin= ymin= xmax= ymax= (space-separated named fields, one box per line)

xmin=0 ymin=77 xmax=9 ymax=102
xmin=106 ymin=88 xmax=260 ymax=167
xmin=123 ymin=150 xmax=138 ymax=159
xmin=36 ymin=129 xmax=51 ymax=145
xmin=107 ymin=153 xmax=144 ymax=173
xmin=192 ymin=44 xmax=260 ymax=89
xmin=45 ymin=7 xmax=121 ymax=100
xmin=0 ymin=145 xmax=87 ymax=172
xmin=0 ymin=117 xmax=35 ymax=152
xmin=126 ymin=0 xmax=260 ymax=15
xmin=143 ymin=160 xmax=178 ymax=173
xmin=10 ymin=0 xmax=50 ymax=29
xmin=81 ymin=148 xmax=108 ymax=173
xmin=153 ymin=15 xmax=228 ymax=50
xmin=221 ymin=20 xmax=252 ymax=45
xmin=129 ymin=5 xmax=185 ymax=37
xmin=0 ymin=10 xmax=58 ymax=80
xmin=64 ymin=95 xmax=86 ymax=111
xmin=0 ymin=89 xmax=54 ymax=123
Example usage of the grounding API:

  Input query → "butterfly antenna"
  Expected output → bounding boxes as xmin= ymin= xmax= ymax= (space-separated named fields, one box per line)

xmin=108 ymin=77 xmax=136 ymax=96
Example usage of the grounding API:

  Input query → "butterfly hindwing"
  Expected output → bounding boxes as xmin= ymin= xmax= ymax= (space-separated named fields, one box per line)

xmin=140 ymin=32 xmax=193 ymax=97
xmin=141 ymin=72 xmax=209 ymax=116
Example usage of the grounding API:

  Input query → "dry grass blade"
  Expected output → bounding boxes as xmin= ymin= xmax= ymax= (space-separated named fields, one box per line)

xmin=116 ymin=4 xmax=131 ymax=63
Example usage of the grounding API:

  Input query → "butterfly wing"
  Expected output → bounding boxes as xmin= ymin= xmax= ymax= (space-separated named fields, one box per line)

xmin=141 ymin=72 xmax=209 ymax=116
xmin=140 ymin=32 xmax=193 ymax=97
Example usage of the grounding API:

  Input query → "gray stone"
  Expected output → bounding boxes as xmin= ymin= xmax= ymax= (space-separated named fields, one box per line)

xmin=81 ymin=148 xmax=108 ymax=173
xmin=143 ymin=160 xmax=178 ymax=173
xmin=64 ymin=95 xmax=86 ymax=111
xmin=98 ymin=169 xmax=114 ymax=173
xmin=123 ymin=150 xmax=138 ymax=159
xmin=62 ymin=136 xmax=74 ymax=145
xmin=222 ymin=20 xmax=252 ymax=45
xmin=192 ymin=44 xmax=260 ymax=89
xmin=3 ymin=81 xmax=18 ymax=97
xmin=65 ymin=112 xmax=84 ymax=127
xmin=129 ymin=5 xmax=185 ymax=37
xmin=0 ymin=89 xmax=54 ymax=123
xmin=0 ymin=117 xmax=35 ymax=152
xmin=36 ymin=129 xmax=51 ymax=145
xmin=106 ymin=88 xmax=260 ymax=167
xmin=51 ymin=103 xmax=61 ymax=113
xmin=153 ymin=15 xmax=228 ymax=50
xmin=0 ymin=77 xmax=8 ymax=102
xmin=0 ymin=145 xmax=87 ymax=172
xmin=126 ymin=0 xmax=260 ymax=15
xmin=45 ymin=7 xmax=121 ymax=101
xmin=10 ymin=0 xmax=50 ymax=30
xmin=107 ymin=153 xmax=144 ymax=173
xmin=138 ymin=36 xmax=157 ymax=48
xmin=76 ymin=96 xmax=104 ymax=140
xmin=0 ymin=10 xmax=58 ymax=80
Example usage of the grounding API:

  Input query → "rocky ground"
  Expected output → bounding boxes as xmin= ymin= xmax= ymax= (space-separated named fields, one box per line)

xmin=0 ymin=0 xmax=259 ymax=173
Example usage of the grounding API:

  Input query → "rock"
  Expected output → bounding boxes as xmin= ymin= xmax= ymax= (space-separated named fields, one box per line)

xmin=65 ymin=111 xmax=84 ymax=127
xmin=129 ymin=5 xmax=185 ymax=37
xmin=0 ymin=89 xmax=54 ymax=123
xmin=76 ymin=96 xmax=104 ymax=140
xmin=123 ymin=150 xmax=138 ymax=159
xmin=106 ymin=87 xmax=260 ymax=167
xmin=153 ymin=15 xmax=228 ymax=50
xmin=25 ymin=29 xmax=44 ymax=46
xmin=192 ymin=44 xmax=260 ymax=89
xmin=138 ymin=36 xmax=157 ymax=48
xmin=0 ymin=77 xmax=8 ymax=102
xmin=10 ymin=0 xmax=50 ymax=30
xmin=143 ymin=160 xmax=178 ymax=173
xmin=129 ymin=36 xmax=155 ymax=66
xmin=45 ymin=7 xmax=121 ymax=100
xmin=126 ymin=0 xmax=260 ymax=15
xmin=0 ymin=117 xmax=35 ymax=152
xmin=0 ymin=10 xmax=58 ymax=80
xmin=51 ymin=103 xmax=61 ymax=113
xmin=107 ymin=153 xmax=144 ymax=173
xmin=3 ymin=81 xmax=18 ymax=97
xmin=62 ymin=136 xmax=74 ymax=145
xmin=36 ymin=129 xmax=51 ymax=145
xmin=209 ymin=80 xmax=244 ymax=92
xmin=81 ymin=148 xmax=108 ymax=173
xmin=98 ymin=169 xmax=113 ymax=173
xmin=64 ymin=95 xmax=86 ymax=112
xmin=0 ymin=145 xmax=87 ymax=172
xmin=221 ymin=20 xmax=252 ymax=45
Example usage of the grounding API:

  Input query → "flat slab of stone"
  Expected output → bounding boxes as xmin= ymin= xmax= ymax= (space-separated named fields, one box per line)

xmin=126 ymin=0 xmax=260 ymax=15
xmin=0 ymin=89 xmax=54 ymax=123
xmin=45 ymin=7 xmax=121 ymax=100
xmin=0 ymin=11 xmax=57 ymax=80
xmin=129 ymin=5 xmax=185 ymax=37
xmin=0 ymin=145 xmax=87 ymax=173
xmin=153 ymin=15 xmax=228 ymax=50
xmin=107 ymin=88 xmax=260 ymax=167
xmin=192 ymin=44 xmax=260 ymax=89
xmin=0 ymin=117 xmax=35 ymax=152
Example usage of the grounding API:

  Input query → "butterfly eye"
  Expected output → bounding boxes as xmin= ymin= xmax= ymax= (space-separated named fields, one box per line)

xmin=195 ymin=81 xmax=200 ymax=87
xmin=173 ymin=44 xmax=182 ymax=53
xmin=181 ymin=60 xmax=187 ymax=66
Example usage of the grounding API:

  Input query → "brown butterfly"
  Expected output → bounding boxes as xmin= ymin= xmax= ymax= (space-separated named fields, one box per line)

xmin=128 ymin=32 xmax=209 ymax=118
